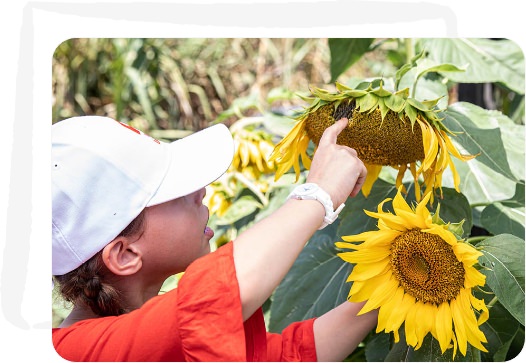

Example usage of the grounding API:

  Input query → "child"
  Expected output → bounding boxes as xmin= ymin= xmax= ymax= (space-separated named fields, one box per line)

xmin=52 ymin=115 xmax=377 ymax=361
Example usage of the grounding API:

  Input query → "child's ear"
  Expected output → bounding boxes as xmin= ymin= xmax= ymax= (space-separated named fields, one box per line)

xmin=102 ymin=238 xmax=143 ymax=276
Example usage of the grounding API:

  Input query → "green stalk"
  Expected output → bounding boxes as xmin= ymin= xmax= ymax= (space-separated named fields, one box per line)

xmin=232 ymin=171 xmax=269 ymax=207
xmin=405 ymin=38 xmax=414 ymax=64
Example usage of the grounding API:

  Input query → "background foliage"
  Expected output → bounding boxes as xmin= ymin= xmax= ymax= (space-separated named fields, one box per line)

xmin=52 ymin=38 xmax=525 ymax=361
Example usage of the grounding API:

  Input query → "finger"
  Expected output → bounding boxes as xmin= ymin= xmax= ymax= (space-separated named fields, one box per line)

xmin=350 ymin=163 xmax=368 ymax=197
xmin=318 ymin=118 xmax=348 ymax=146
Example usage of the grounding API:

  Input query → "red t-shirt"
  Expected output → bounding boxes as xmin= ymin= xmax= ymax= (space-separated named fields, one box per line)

xmin=52 ymin=242 xmax=318 ymax=361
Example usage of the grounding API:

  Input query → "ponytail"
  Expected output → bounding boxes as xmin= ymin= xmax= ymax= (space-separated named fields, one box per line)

xmin=53 ymin=210 xmax=146 ymax=317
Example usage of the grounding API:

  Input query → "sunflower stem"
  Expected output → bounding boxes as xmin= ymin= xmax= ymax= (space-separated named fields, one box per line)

xmin=486 ymin=296 xmax=498 ymax=309
xmin=405 ymin=38 xmax=414 ymax=64
xmin=470 ymin=202 xmax=491 ymax=208
xmin=466 ymin=236 xmax=489 ymax=244
xmin=229 ymin=116 xmax=265 ymax=134
xmin=232 ymin=171 xmax=269 ymax=207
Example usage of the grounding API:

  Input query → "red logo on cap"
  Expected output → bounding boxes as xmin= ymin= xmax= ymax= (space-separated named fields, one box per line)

xmin=118 ymin=122 xmax=160 ymax=144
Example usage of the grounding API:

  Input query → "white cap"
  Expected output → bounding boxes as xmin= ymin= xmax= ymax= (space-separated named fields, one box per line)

xmin=52 ymin=116 xmax=234 ymax=275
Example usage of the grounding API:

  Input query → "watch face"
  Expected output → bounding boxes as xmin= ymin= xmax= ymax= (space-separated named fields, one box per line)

xmin=298 ymin=183 xmax=318 ymax=195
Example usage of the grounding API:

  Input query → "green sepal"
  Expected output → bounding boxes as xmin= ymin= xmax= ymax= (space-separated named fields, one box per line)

xmin=431 ymin=203 xmax=466 ymax=239
xmin=384 ymin=94 xmax=406 ymax=113
xmin=404 ymin=103 xmax=418 ymax=126
xmin=356 ymin=93 xmax=379 ymax=113
xmin=377 ymin=98 xmax=390 ymax=123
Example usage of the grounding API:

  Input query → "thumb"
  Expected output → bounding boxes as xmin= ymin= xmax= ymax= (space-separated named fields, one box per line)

xmin=318 ymin=118 xmax=348 ymax=147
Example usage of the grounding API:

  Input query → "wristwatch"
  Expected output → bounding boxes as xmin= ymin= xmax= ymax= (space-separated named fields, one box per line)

xmin=286 ymin=183 xmax=345 ymax=229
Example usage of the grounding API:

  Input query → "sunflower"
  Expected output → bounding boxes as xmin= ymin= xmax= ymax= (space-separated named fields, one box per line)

xmin=205 ymin=175 xmax=236 ymax=217
xmin=336 ymin=187 xmax=488 ymax=358
xmin=268 ymin=82 xmax=476 ymax=202
xmin=231 ymin=126 xmax=276 ymax=178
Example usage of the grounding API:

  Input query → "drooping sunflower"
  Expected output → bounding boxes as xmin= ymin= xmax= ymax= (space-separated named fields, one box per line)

xmin=336 ymin=187 xmax=488 ymax=358
xmin=268 ymin=81 xmax=476 ymax=202
xmin=231 ymin=126 xmax=276 ymax=179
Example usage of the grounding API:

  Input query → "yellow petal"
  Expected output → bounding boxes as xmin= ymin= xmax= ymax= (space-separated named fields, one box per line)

xmin=470 ymin=294 xmax=489 ymax=326
xmin=350 ymin=258 xmax=390 ymax=281
xmin=435 ymin=301 xmax=453 ymax=353
xmin=359 ymin=274 xmax=399 ymax=314
xmin=362 ymin=164 xmax=382 ymax=197
xmin=376 ymin=286 xmax=405 ymax=333
xmin=337 ymin=248 xmax=390 ymax=264
xmin=365 ymin=210 xmax=407 ymax=232
xmin=450 ymin=296 xmax=468 ymax=356
xmin=458 ymin=289 xmax=488 ymax=351
xmin=423 ymin=225 xmax=458 ymax=246
xmin=404 ymin=302 xmax=420 ymax=347
xmin=395 ymin=164 xmax=408 ymax=193
xmin=419 ymin=120 xmax=439 ymax=172
xmin=464 ymin=267 xmax=486 ymax=289
xmin=359 ymin=229 xmax=401 ymax=249
xmin=440 ymin=129 xmax=477 ymax=162
xmin=414 ymin=302 xmax=435 ymax=349
xmin=340 ymin=230 xmax=379 ymax=243
xmin=385 ymin=291 xmax=415 ymax=335
xmin=415 ymin=191 xmax=432 ymax=223
xmin=392 ymin=186 xmax=413 ymax=214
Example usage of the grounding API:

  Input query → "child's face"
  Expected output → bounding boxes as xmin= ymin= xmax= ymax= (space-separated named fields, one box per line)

xmin=135 ymin=187 xmax=213 ymax=280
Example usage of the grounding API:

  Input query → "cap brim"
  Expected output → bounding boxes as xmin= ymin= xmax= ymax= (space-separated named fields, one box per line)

xmin=147 ymin=123 xmax=234 ymax=206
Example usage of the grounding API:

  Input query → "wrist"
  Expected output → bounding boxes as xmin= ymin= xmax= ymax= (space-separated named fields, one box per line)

xmin=286 ymin=183 xmax=345 ymax=229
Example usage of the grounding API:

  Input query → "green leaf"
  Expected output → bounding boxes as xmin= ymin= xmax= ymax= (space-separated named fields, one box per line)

xmin=394 ymin=48 xmax=426 ymax=91
xmin=337 ymin=179 xmax=399 ymax=237
xmin=416 ymin=63 xmax=466 ymax=81
xmin=420 ymin=38 xmax=525 ymax=94
xmin=443 ymin=102 xmax=518 ymax=182
xmin=328 ymin=38 xmax=375 ymax=82
xmin=364 ymin=333 xmax=390 ymax=362
xmin=478 ymin=234 xmax=525 ymax=326
xmin=215 ymin=196 xmax=262 ymax=225
xmin=502 ymin=181 xmax=526 ymax=208
xmin=268 ymin=221 xmax=351 ymax=333
xmin=480 ymin=203 xmax=525 ymax=239
xmin=479 ymin=301 xmax=521 ymax=361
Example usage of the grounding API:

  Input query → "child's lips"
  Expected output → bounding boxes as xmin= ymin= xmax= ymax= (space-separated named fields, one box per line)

xmin=204 ymin=226 xmax=214 ymax=238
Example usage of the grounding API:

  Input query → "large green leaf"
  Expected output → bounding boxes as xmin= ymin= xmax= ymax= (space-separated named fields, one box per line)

xmin=337 ymin=179 xmax=400 ymax=237
xmin=268 ymin=221 xmax=351 ymax=333
xmin=443 ymin=102 xmax=519 ymax=182
xmin=480 ymin=181 xmax=524 ymax=239
xmin=328 ymin=38 xmax=375 ymax=82
xmin=445 ymin=155 xmax=517 ymax=206
xmin=420 ymin=38 xmax=525 ymax=94
xmin=480 ymin=301 xmax=521 ymax=361
xmin=481 ymin=203 xmax=525 ymax=239
xmin=478 ymin=234 xmax=525 ymax=326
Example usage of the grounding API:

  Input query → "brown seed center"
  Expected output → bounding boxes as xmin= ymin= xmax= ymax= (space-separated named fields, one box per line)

xmin=304 ymin=101 xmax=425 ymax=166
xmin=390 ymin=229 xmax=465 ymax=304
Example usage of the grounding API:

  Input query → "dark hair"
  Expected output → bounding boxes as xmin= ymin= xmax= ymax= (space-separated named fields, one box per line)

xmin=53 ymin=210 xmax=146 ymax=317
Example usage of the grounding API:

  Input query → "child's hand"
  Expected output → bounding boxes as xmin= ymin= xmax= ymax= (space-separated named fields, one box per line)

xmin=306 ymin=118 xmax=367 ymax=208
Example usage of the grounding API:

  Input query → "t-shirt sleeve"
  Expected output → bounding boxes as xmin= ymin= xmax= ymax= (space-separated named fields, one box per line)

xmin=266 ymin=318 xmax=318 ymax=362
xmin=176 ymin=241 xmax=248 ymax=361
xmin=53 ymin=242 xmax=249 ymax=362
